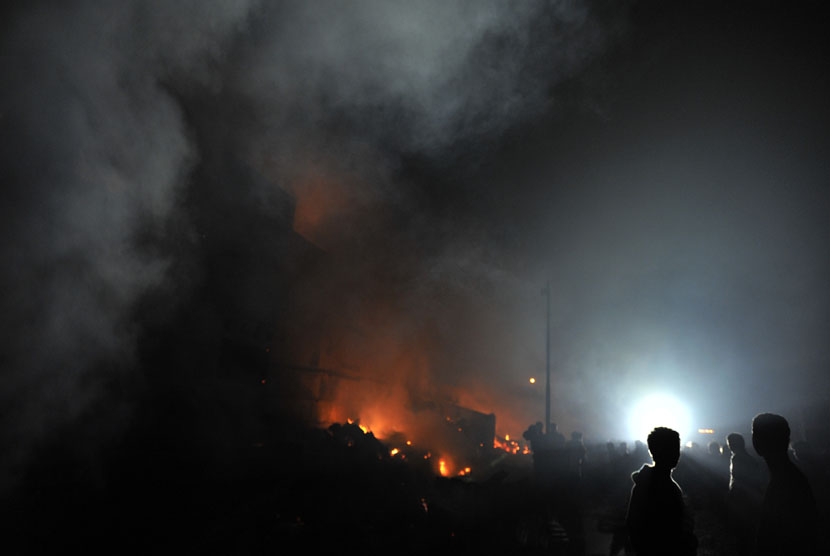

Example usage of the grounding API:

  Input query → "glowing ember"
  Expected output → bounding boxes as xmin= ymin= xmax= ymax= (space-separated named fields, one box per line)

xmin=439 ymin=459 xmax=449 ymax=477
xmin=406 ymin=440 xmax=412 ymax=446
xmin=494 ymin=435 xmax=526 ymax=455
xmin=529 ymin=377 xmax=536 ymax=384
xmin=358 ymin=424 xmax=369 ymax=434
xmin=390 ymin=448 xmax=399 ymax=456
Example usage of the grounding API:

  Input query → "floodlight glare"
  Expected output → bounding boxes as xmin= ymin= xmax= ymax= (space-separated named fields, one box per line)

xmin=627 ymin=393 xmax=692 ymax=441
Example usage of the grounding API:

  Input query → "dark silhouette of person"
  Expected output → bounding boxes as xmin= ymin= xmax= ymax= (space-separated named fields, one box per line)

xmin=549 ymin=422 xmax=567 ymax=448
xmin=707 ymin=440 xmax=730 ymax=478
xmin=523 ymin=422 xmax=584 ymax=553
xmin=566 ymin=431 xmax=587 ymax=481
xmin=618 ymin=441 xmax=629 ymax=459
xmin=700 ymin=439 xmax=730 ymax=515
xmin=626 ymin=427 xmax=697 ymax=556
xmin=606 ymin=440 xmax=619 ymax=461
xmin=607 ymin=440 xmax=633 ymax=556
xmin=725 ymin=432 xmax=765 ymax=556
xmin=524 ymin=421 xmax=557 ymax=488
xmin=791 ymin=440 xmax=829 ymax=528
xmin=751 ymin=413 xmax=819 ymax=556
xmin=523 ymin=421 xmax=546 ymax=452
xmin=562 ymin=431 xmax=588 ymax=555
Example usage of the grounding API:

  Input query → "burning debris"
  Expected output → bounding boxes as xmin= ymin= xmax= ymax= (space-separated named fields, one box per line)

xmin=326 ymin=408 xmax=529 ymax=481
xmin=494 ymin=434 xmax=532 ymax=455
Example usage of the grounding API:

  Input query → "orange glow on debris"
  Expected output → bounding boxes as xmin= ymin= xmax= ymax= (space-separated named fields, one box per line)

xmin=494 ymin=435 xmax=526 ymax=455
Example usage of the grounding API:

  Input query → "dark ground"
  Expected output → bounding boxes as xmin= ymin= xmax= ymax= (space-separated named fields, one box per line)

xmin=4 ymin=417 xmax=828 ymax=556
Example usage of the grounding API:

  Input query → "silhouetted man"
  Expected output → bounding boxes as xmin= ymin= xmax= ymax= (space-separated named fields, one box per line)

xmin=566 ymin=431 xmax=587 ymax=480
xmin=751 ymin=413 xmax=818 ymax=556
xmin=626 ymin=427 xmax=697 ymax=556
xmin=549 ymin=422 xmax=566 ymax=448
xmin=725 ymin=432 xmax=764 ymax=556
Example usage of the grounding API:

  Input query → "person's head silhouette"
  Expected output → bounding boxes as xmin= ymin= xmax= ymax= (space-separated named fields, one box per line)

xmin=751 ymin=413 xmax=790 ymax=460
xmin=647 ymin=427 xmax=680 ymax=470
xmin=726 ymin=432 xmax=746 ymax=454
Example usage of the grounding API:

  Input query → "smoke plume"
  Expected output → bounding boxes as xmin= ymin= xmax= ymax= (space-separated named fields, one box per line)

xmin=1 ymin=0 xmax=621 ymax=484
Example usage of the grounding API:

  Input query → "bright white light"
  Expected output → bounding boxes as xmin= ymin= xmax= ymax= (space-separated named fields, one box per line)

xmin=627 ymin=393 xmax=692 ymax=442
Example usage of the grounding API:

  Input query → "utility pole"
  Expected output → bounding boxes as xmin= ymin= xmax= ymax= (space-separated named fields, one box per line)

xmin=543 ymin=280 xmax=551 ymax=435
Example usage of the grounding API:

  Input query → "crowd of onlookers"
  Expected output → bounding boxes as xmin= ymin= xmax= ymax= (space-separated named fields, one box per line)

xmin=522 ymin=413 xmax=828 ymax=555
xmin=5 ymin=409 xmax=827 ymax=555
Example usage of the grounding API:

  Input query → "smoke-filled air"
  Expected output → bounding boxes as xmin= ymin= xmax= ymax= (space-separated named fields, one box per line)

xmin=2 ymin=1 xmax=829 ymax=554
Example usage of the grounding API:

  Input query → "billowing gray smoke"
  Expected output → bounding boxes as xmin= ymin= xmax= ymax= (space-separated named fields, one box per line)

xmin=237 ymin=1 xmax=605 ymax=161
xmin=0 ymin=0 xmax=619 ymax=486
xmin=0 ymin=0 xmax=258 ymax=485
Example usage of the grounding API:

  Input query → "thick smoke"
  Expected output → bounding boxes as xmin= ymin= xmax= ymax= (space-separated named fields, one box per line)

xmin=238 ymin=0 xmax=606 ymax=160
xmin=0 ymin=0 xmax=259 ymax=484
xmin=5 ymin=1 xmax=829 ymax=481
xmin=230 ymin=1 xmax=622 ymax=436
xmin=1 ymin=0 xmax=620 ymax=482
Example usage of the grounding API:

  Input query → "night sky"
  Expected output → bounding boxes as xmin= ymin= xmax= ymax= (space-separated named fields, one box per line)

xmin=2 ymin=0 xmax=829 ymax=486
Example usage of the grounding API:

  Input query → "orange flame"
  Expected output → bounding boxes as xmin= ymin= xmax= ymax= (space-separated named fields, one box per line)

xmin=439 ymin=459 xmax=449 ymax=477
xmin=494 ymin=435 xmax=526 ymax=455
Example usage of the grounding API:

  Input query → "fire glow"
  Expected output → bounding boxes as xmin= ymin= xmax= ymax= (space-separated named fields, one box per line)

xmin=439 ymin=459 xmax=449 ymax=477
xmin=494 ymin=434 xmax=528 ymax=455
xmin=309 ymin=322 xmax=536 ymax=477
